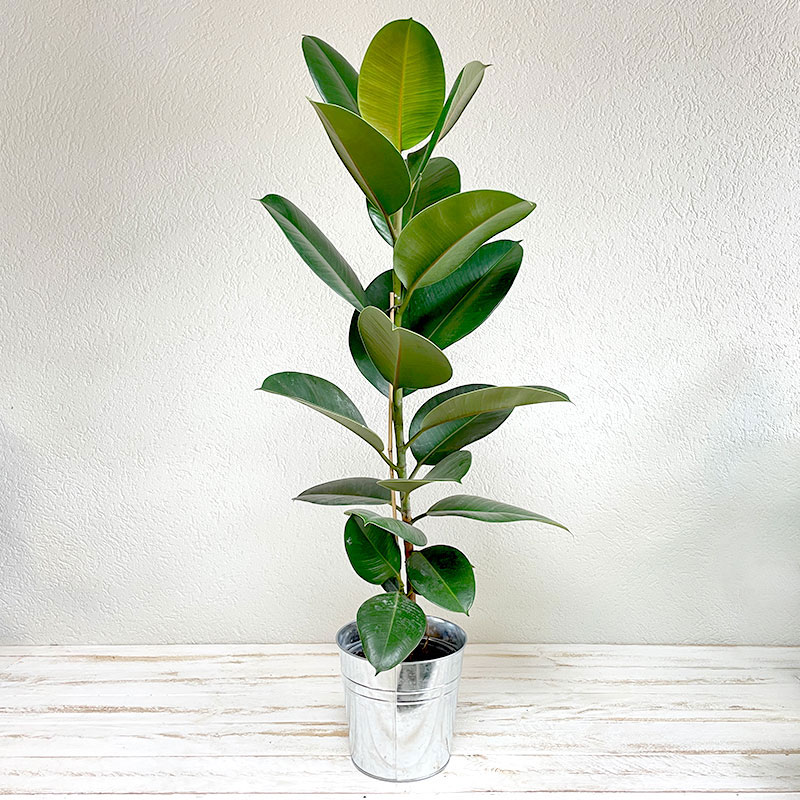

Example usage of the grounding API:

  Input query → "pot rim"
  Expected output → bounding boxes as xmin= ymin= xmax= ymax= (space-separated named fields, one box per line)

xmin=335 ymin=615 xmax=467 ymax=667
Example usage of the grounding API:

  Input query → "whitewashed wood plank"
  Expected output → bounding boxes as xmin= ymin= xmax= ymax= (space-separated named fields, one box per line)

xmin=1 ymin=643 xmax=798 ymax=668
xmin=2 ymin=795 xmax=800 ymax=800
xmin=0 ymin=718 xmax=797 ymax=758
xmin=3 ymin=685 xmax=795 ymax=725
xmin=1 ymin=754 xmax=799 ymax=793
xmin=6 ymin=657 xmax=799 ymax=684
xmin=3 ymin=795 xmax=800 ymax=800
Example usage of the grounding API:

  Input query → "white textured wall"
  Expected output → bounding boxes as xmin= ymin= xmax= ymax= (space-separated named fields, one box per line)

xmin=2 ymin=0 xmax=798 ymax=645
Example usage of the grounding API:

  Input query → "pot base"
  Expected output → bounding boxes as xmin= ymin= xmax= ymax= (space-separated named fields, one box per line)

xmin=351 ymin=754 xmax=451 ymax=783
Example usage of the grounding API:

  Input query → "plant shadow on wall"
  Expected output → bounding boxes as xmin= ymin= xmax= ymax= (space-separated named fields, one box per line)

xmin=256 ymin=20 xmax=572 ymax=674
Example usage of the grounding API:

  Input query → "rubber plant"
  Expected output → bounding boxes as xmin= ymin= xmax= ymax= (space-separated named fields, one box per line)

xmin=259 ymin=19 xmax=569 ymax=673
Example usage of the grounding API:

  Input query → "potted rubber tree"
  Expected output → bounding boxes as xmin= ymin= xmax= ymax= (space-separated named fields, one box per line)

xmin=258 ymin=19 xmax=570 ymax=781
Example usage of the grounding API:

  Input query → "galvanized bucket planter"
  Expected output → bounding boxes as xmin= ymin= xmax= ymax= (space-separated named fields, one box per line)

xmin=336 ymin=616 xmax=467 ymax=782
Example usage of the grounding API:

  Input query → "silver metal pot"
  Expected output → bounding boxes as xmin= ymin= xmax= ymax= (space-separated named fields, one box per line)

xmin=336 ymin=615 xmax=467 ymax=782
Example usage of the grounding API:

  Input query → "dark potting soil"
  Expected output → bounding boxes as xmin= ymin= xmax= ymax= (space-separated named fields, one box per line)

xmin=347 ymin=636 xmax=459 ymax=662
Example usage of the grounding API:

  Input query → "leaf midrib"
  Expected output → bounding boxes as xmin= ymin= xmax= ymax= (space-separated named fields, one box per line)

xmin=405 ymin=201 xmax=528 ymax=293
xmin=360 ymin=524 xmax=400 ymax=580
xmin=395 ymin=21 xmax=412 ymax=149
xmin=424 ymin=246 xmax=512 ymax=343
xmin=379 ymin=594 xmax=402 ymax=657
xmin=416 ymin=553 xmax=465 ymax=611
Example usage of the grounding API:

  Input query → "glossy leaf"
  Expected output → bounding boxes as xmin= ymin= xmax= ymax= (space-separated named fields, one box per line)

xmin=403 ymin=157 xmax=460 ymax=224
xmin=366 ymin=200 xmax=393 ymax=245
xmin=345 ymin=508 xmax=427 ymax=546
xmin=409 ymin=384 xmax=512 ymax=466
xmin=416 ymin=385 xmax=569 ymax=436
xmin=259 ymin=195 xmax=366 ymax=310
xmin=379 ymin=450 xmax=472 ymax=493
xmin=344 ymin=515 xmax=401 ymax=584
xmin=302 ymin=35 xmax=359 ymax=114
xmin=407 ymin=545 xmax=475 ymax=614
xmin=350 ymin=244 xmax=521 ymax=395
xmin=357 ymin=592 xmax=427 ymax=673
xmin=310 ymin=101 xmax=410 ymax=216
xmin=260 ymin=372 xmax=383 ymax=452
xmin=358 ymin=306 xmax=452 ymax=389
xmin=358 ymin=19 xmax=445 ymax=151
xmin=423 ymin=494 xmax=569 ymax=529
xmin=381 ymin=576 xmax=402 ymax=592
xmin=407 ymin=61 xmax=489 ymax=182
xmin=439 ymin=61 xmax=488 ymax=140
xmin=294 ymin=477 xmax=391 ymax=506
xmin=394 ymin=190 xmax=535 ymax=291
xmin=404 ymin=240 xmax=522 ymax=349
xmin=348 ymin=272 xmax=394 ymax=397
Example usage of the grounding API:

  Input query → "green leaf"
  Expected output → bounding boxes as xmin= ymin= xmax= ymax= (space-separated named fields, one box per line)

xmin=381 ymin=576 xmax=402 ymax=592
xmin=423 ymin=450 xmax=472 ymax=481
xmin=439 ymin=61 xmax=488 ymax=140
xmin=366 ymin=200 xmax=394 ymax=245
xmin=348 ymin=272 xmax=394 ymax=397
xmin=310 ymin=101 xmax=410 ymax=216
xmin=394 ymin=190 xmax=535 ymax=292
xmin=403 ymin=157 xmax=460 ymax=224
xmin=302 ymin=35 xmax=359 ymax=114
xmin=407 ymin=545 xmax=475 ymax=614
xmin=416 ymin=385 xmax=569 ymax=436
xmin=406 ymin=61 xmax=489 ymax=182
xmin=344 ymin=515 xmax=401 ymax=584
xmin=358 ymin=306 xmax=452 ymax=390
xmin=404 ymin=240 xmax=522 ymax=349
xmin=259 ymin=195 xmax=366 ymax=310
xmin=350 ymin=244 xmax=522 ymax=395
xmin=357 ymin=19 xmax=445 ymax=151
xmin=424 ymin=494 xmax=569 ymax=529
xmin=357 ymin=592 xmax=427 ymax=673
xmin=294 ymin=477 xmax=391 ymax=506
xmin=409 ymin=384 xmax=513 ymax=466
xmin=259 ymin=372 xmax=383 ymax=452
xmin=379 ymin=450 xmax=472 ymax=493
xmin=345 ymin=509 xmax=427 ymax=546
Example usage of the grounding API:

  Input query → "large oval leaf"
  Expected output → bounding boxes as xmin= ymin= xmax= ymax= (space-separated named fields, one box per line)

xmin=403 ymin=157 xmax=460 ymax=224
xmin=259 ymin=195 xmax=366 ymax=310
xmin=358 ymin=19 xmax=445 ymax=151
xmin=379 ymin=450 xmax=471 ymax=494
xmin=294 ymin=477 xmax=390 ymax=506
xmin=404 ymin=240 xmax=522 ymax=349
xmin=310 ymin=102 xmax=410 ymax=216
xmin=409 ymin=384 xmax=512 ymax=466
xmin=423 ymin=494 xmax=569 ymax=529
xmin=357 ymin=592 xmax=427 ymax=673
xmin=349 ymin=272 xmax=393 ymax=397
xmin=407 ymin=545 xmax=475 ymax=614
xmin=394 ymin=190 xmax=535 ymax=291
xmin=302 ymin=36 xmax=359 ymax=114
xmin=358 ymin=306 xmax=452 ymax=390
xmin=344 ymin=515 xmax=401 ymax=584
xmin=260 ymin=372 xmax=383 ymax=452
xmin=416 ymin=385 xmax=569 ymax=436
xmin=345 ymin=509 xmax=427 ymax=546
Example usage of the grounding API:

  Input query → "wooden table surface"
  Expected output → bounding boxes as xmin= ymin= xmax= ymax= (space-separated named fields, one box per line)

xmin=0 ymin=643 xmax=798 ymax=797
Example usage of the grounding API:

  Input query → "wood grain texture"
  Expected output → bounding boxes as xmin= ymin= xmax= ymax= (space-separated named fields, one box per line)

xmin=0 ymin=644 xmax=798 ymax=795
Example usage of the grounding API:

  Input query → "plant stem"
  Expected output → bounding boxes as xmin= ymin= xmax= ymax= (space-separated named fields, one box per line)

xmin=387 ymin=292 xmax=398 ymax=522
xmin=390 ymin=291 xmax=416 ymax=602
